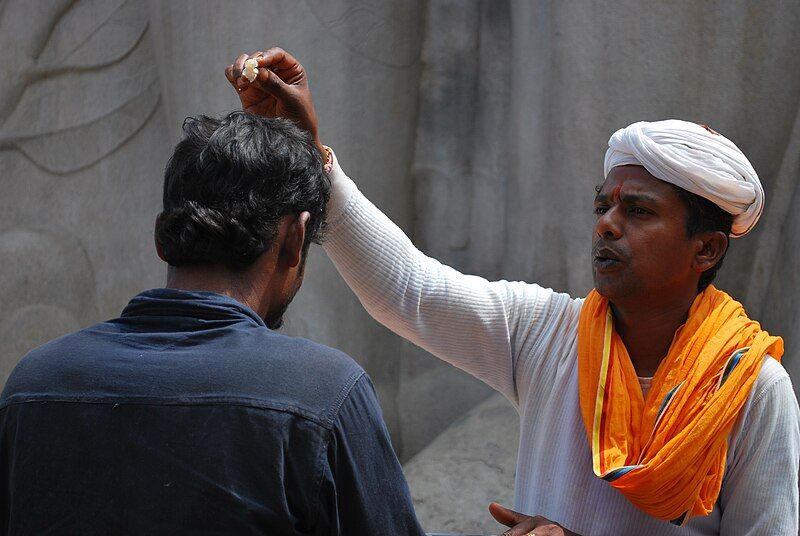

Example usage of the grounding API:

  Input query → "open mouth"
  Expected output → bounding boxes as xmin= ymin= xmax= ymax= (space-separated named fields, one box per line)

xmin=593 ymin=256 xmax=621 ymax=269
xmin=592 ymin=246 xmax=623 ymax=270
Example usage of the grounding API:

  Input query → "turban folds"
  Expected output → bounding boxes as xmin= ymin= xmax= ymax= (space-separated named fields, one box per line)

xmin=604 ymin=120 xmax=763 ymax=237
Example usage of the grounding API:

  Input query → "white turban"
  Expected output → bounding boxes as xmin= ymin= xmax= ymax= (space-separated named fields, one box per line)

xmin=604 ymin=119 xmax=763 ymax=237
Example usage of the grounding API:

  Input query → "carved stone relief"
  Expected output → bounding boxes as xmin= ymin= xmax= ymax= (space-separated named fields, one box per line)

xmin=305 ymin=0 xmax=422 ymax=68
xmin=0 ymin=0 xmax=166 ymax=381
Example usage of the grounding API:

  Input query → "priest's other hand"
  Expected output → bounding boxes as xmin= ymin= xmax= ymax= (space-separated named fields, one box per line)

xmin=489 ymin=502 xmax=582 ymax=536
xmin=225 ymin=47 xmax=324 ymax=157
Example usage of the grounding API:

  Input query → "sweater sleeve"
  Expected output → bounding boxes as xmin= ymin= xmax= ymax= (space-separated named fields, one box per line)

xmin=718 ymin=358 xmax=800 ymax=535
xmin=322 ymin=151 xmax=571 ymax=404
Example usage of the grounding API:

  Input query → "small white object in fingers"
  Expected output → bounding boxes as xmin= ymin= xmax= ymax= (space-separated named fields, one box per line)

xmin=242 ymin=58 xmax=259 ymax=82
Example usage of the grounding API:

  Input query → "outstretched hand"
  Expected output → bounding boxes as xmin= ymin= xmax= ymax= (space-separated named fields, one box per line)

xmin=225 ymin=47 xmax=324 ymax=157
xmin=489 ymin=502 xmax=581 ymax=536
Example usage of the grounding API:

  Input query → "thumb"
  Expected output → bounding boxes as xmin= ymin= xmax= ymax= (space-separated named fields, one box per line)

xmin=489 ymin=502 xmax=525 ymax=527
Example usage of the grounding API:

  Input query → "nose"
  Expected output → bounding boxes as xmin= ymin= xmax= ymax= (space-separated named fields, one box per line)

xmin=595 ymin=206 xmax=622 ymax=240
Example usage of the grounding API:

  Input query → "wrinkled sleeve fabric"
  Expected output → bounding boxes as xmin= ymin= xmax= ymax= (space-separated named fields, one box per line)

xmin=321 ymin=150 xmax=572 ymax=405
xmin=718 ymin=360 xmax=800 ymax=535
xmin=317 ymin=374 xmax=425 ymax=536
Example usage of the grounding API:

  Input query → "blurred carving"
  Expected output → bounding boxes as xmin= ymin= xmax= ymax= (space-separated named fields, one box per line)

xmin=306 ymin=0 xmax=423 ymax=67
xmin=0 ymin=228 xmax=97 ymax=384
xmin=0 ymin=0 xmax=159 ymax=174
xmin=0 ymin=0 xmax=162 ymax=381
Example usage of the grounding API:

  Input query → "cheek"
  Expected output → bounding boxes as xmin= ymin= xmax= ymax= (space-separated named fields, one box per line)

xmin=646 ymin=239 xmax=696 ymax=277
xmin=630 ymin=230 xmax=693 ymax=270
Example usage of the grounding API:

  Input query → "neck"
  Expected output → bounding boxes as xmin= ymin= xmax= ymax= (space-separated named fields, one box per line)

xmin=165 ymin=264 xmax=272 ymax=320
xmin=610 ymin=286 xmax=701 ymax=377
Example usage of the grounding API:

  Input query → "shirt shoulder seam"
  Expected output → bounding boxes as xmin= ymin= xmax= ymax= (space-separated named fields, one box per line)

xmin=310 ymin=369 xmax=366 ymax=533
xmin=0 ymin=395 xmax=343 ymax=429
xmin=326 ymin=369 xmax=368 ymax=425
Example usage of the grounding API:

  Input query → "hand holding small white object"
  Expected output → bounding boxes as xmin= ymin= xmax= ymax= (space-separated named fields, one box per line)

xmin=225 ymin=47 xmax=329 ymax=158
xmin=242 ymin=58 xmax=259 ymax=82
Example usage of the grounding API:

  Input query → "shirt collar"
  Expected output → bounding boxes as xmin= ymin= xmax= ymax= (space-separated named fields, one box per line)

xmin=121 ymin=288 xmax=266 ymax=328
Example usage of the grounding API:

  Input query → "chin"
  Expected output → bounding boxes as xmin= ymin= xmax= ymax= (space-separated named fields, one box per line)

xmin=265 ymin=292 xmax=296 ymax=331
xmin=594 ymin=286 xmax=615 ymax=300
xmin=592 ymin=274 xmax=633 ymax=301
xmin=265 ymin=275 xmax=304 ymax=331
xmin=264 ymin=300 xmax=289 ymax=331
xmin=266 ymin=316 xmax=284 ymax=330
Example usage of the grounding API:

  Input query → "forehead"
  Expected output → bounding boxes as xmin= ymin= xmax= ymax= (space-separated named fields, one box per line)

xmin=598 ymin=165 xmax=682 ymax=202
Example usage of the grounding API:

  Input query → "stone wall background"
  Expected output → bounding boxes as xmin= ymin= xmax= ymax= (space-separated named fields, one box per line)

xmin=2 ymin=1 xmax=799 ymax=532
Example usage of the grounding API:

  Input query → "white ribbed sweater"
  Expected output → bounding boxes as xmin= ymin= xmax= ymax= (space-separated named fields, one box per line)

xmin=322 ymin=153 xmax=800 ymax=536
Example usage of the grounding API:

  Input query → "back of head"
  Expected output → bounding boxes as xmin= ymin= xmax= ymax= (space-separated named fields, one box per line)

xmin=155 ymin=112 xmax=329 ymax=270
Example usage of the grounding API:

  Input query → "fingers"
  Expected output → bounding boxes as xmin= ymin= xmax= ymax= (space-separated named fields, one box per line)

xmin=253 ymin=65 xmax=288 ymax=97
xmin=232 ymin=53 xmax=249 ymax=80
xmin=490 ymin=503 xmax=544 ymax=536
xmin=500 ymin=525 xmax=538 ymax=536
xmin=230 ymin=47 xmax=297 ymax=76
xmin=489 ymin=502 xmax=526 ymax=526
xmin=258 ymin=47 xmax=305 ymax=85
xmin=257 ymin=46 xmax=298 ymax=71
xmin=513 ymin=525 xmax=566 ymax=536
xmin=227 ymin=47 xmax=305 ymax=92
xmin=225 ymin=63 xmax=249 ymax=98
xmin=229 ymin=50 xmax=293 ymax=98
xmin=224 ymin=47 xmax=318 ymax=131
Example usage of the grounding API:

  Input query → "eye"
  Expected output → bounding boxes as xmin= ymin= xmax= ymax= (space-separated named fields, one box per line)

xmin=593 ymin=206 xmax=608 ymax=215
xmin=629 ymin=207 xmax=650 ymax=215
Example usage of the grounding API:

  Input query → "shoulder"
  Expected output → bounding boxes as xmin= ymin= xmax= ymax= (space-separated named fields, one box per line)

xmin=331 ymin=373 xmax=382 ymax=425
xmin=248 ymin=331 xmax=367 ymax=424
xmin=729 ymin=356 xmax=799 ymax=457
xmin=751 ymin=356 xmax=793 ymax=401
xmin=2 ymin=323 xmax=366 ymax=427
xmin=267 ymin=332 xmax=364 ymax=383
xmin=1 ymin=325 xmax=100 ymax=403
xmin=740 ymin=356 xmax=798 ymax=427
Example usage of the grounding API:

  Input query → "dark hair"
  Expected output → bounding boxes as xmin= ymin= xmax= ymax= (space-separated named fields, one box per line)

xmin=673 ymin=187 xmax=734 ymax=292
xmin=155 ymin=112 xmax=329 ymax=270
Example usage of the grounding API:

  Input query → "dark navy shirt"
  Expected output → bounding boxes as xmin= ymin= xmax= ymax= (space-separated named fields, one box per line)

xmin=0 ymin=289 xmax=425 ymax=535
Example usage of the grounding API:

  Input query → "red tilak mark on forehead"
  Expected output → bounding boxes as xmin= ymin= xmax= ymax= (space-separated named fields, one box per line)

xmin=611 ymin=183 xmax=623 ymax=202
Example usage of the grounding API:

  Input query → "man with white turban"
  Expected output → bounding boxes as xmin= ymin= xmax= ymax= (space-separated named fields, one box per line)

xmin=605 ymin=120 xmax=763 ymax=237
xmin=227 ymin=48 xmax=799 ymax=535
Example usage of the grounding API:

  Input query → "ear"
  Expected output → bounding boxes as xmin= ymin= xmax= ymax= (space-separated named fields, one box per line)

xmin=154 ymin=213 xmax=167 ymax=263
xmin=693 ymin=230 xmax=728 ymax=274
xmin=280 ymin=211 xmax=310 ymax=268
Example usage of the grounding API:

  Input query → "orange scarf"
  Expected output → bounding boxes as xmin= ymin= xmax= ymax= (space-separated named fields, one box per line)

xmin=578 ymin=285 xmax=783 ymax=524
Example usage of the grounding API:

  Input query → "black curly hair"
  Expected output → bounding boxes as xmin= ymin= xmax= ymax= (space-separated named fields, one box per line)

xmin=155 ymin=112 xmax=329 ymax=270
xmin=672 ymin=186 xmax=734 ymax=292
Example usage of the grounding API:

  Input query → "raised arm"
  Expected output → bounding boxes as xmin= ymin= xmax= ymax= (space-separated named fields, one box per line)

xmin=225 ymin=48 xmax=575 ymax=403
xmin=320 ymin=151 xmax=555 ymax=401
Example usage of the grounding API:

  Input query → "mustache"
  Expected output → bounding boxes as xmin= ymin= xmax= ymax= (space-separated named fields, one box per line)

xmin=592 ymin=241 xmax=628 ymax=261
